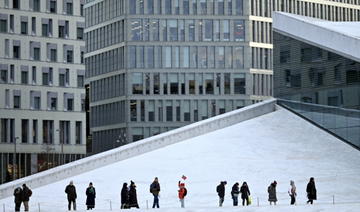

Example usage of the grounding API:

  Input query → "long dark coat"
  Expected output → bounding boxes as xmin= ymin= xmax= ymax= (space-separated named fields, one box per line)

xmin=306 ymin=181 xmax=317 ymax=200
xmin=216 ymin=183 xmax=226 ymax=198
xmin=22 ymin=185 xmax=32 ymax=201
xmin=231 ymin=183 xmax=240 ymax=198
xmin=240 ymin=185 xmax=250 ymax=199
xmin=128 ymin=184 xmax=139 ymax=208
xmin=268 ymin=184 xmax=277 ymax=202
xmin=13 ymin=187 xmax=23 ymax=204
xmin=65 ymin=185 xmax=77 ymax=200
xmin=121 ymin=184 xmax=129 ymax=205
xmin=150 ymin=181 xmax=160 ymax=196
xmin=86 ymin=186 xmax=96 ymax=207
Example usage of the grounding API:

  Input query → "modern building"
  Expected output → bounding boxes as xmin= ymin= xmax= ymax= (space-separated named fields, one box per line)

xmin=0 ymin=0 xmax=86 ymax=183
xmin=84 ymin=0 xmax=360 ymax=154
xmin=273 ymin=12 xmax=360 ymax=109
xmin=273 ymin=12 xmax=360 ymax=148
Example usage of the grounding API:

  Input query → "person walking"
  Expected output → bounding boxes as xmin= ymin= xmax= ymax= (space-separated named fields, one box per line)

xmin=65 ymin=181 xmax=77 ymax=211
xmin=178 ymin=181 xmax=187 ymax=208
xmin=240 ymin=182 xmax=251 ymax=206
xmin=128 ymin=181 xmax=139 ymax=208
xmin=86 ymin=182 xmax=96 ymax=210
xmin=21 ymin=184 xmax=32 ymax=212
xmin=13 ymin=187 xmax=23 ymax=212
xmin=288 ymin=180 xmax=297 ymax=205
xmin=121 ymin=183 xmax=129 ymax=209
xmin=216 ymin=181 xmax=227 ymax=207
xmin=150 ymin=177 xmax=161 ymax=208
xmin=231 ymin=182 xmax=240 ymax=206
xmin=306 ymin=177 xmax=317 ymax=204
xmin=268 ymin=181 xmax=277 ymax=205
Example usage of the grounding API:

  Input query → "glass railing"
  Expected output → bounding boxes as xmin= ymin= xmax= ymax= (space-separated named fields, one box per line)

xmin=277 ymin=99 xmax=360 ymax=149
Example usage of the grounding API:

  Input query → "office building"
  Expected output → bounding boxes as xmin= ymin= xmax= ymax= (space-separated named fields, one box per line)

xmin=0 ymin=0 xmax=86 ymax=183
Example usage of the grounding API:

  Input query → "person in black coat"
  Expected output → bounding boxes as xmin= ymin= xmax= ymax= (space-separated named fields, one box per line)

xmin=121 ymin=183 xmax=129 ymax=209
xmin=65 ymin=181 xmax=77 ymax=211
xmin=240 ymin=182 xmax=251 ymax=206
xmin=128 ymin=181 xmax=139 ymax=208
xmin=216 ymin=181 xmax=227 ymax=207
xmin=13 ymin=187 xmax=23 ymax=212
xmin=231 ymin=182 xmax=240 ymax=206
xmin=268 ymin=181 xmax=277 ymax=205
xmin=306 ymin=177 xmax=317 ymax=204
xmin=86 ymin=182 xmax=96 ymax=210
xmin=21 ymin=184 xmax=32 ymax=212
xmin=150 ymin=177 xmax=161 ymax=208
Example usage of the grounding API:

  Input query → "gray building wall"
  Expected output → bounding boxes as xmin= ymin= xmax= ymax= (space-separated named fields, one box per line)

xmin=0 ymin=0 xmax=86 ymax=183
xmin=85 ymin=0 xmax=360 ymax=154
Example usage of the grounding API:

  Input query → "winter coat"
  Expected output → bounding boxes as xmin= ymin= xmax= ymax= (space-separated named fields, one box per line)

xmin=231 ymin=184 xmax=240 ymax=198
xmin=121 ymin=184 xmax=129 ymax=205
xmin=150 ymin=181 xmax=160 ymax=196
xmin=306 ymin=181 xmax=317 ymax=200
xmin=216 ymin=183 xmax=226 ymax=198
xmin=86 ymin=186 xmax=96 ymax=207
xmin=128 ymin=184 xmax=139 ymax=208
xmin=13 ymin=187 xmax=23 ymax=204
xmin=65 ymin=185 xmax=77 ymax=200
xmin=240 ymin=185 xmax=250 ymax=199
xmin=21 ymin=186 xmax=32 ymax=201
xmin=268 ymin=184 xmax=277 ymax=202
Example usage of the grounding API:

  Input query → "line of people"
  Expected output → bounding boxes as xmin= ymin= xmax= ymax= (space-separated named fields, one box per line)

xmin=13 ymin=177 xmax=317 ymax=211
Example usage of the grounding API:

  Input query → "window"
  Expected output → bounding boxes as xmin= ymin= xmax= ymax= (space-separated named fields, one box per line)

xmin=21 ymin=120 xmax=28 ymax=143
xmin=43 ymin=120 xmax=54 ymax=144
xmin=50 ymin=0 xmax=56 ymax=13
xmin=13 ymin=0 xmax=20 ymax=9
xmin=204 ymin=20 xmax=213 ymax=41
xmin=129 ymin=0 xmax=136 ymax=14
xmin=60 ymin=121 xmax=70 ymax=144
xmin=34 ymin=47 xmax=40 ymax=60
xmin=183 ymin=0 xmax=189 ymax=14
xmin=77 ymin=75 xmax=84 ymax=87
xmin=234 ymin=73 xmax=246 ymax=94
xmin=59 ymin=25 xmax=65 ymax=38
xmin=165 ymin=0 xmax=172 ymax=14
xmin=32 ymin=66 xmax=36 ymax=83
xmin=0 ymin=19 xmax=7 ymax=33
xmin=13 ymin=45 xmax=20 ymax=59
xmin=34 ymin=96 xmax=40 ymax=110
xmin=21 ymin=21 xmax=28 ymax=34
xmin=31 ymin=17 xmax=36 ymax=34
xmin=131 ymin=19 xmax=141 ymax=41
xmin=13 ymin=94 xmax=21 ymax=108
xmin=66 ymin=50 xmax=73 ymax=63
xmin=33 ymin=0 xmax=40 ymax=11
xmin=235 ymin=0 xmax=243 ymax=15
xmin=0 ymin=69 xmax=7 ymax=83
xmin=32 ymin=120 xmax=38 ymax=143
xmin=67 ymin=98 xmax=73 ymax=111
xmin=200 ymin=0 xmax=207 ymax=14
xmin=187 ymin=20 xmax=195 ymax=41
xmin=132 ymin=73 xmax=143 ymax=94
xmin=59 ymin=73 xmax=65 ymax=86
xmin=218 ymin=0 xmax=224 ymax=15
xmin=77 ymin=27 xmax=84 ymax=39
xmin=50 ymin=97 xmax=57 ymax=110
xmin=21 ymin=71 xmax=28 ymax=84
xmin=130 ymin=100 xmax=137 ymax=121
xmin=223 ymin=20 xmax=230 ymax=41
xmin=234 ymin=20 xmax=245 ymax=41
xmin=10 ymin=15 xmax=14 ymax=32
xmin=75 ymin=122 xmax=82 ymax=144
xmin=169 ymin=20 xmax=178 ymax=41
xmin=42 ymin=23 xmax=49 ymax=36
xmin=280 ymin=46 xmax=290 ymax=63
xmin=66 ymin=3 xmax=73 ymax=15
xmin=50 ymin=49 xmax=56 ymax=61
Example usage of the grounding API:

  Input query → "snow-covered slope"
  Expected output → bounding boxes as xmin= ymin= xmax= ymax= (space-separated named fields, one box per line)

xmin=1 ymin=107 xmax=359 ymax=212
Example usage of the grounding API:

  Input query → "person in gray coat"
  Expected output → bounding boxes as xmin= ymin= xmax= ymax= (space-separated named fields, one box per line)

xmin=267 ymin=181 xmax=277 ymax=205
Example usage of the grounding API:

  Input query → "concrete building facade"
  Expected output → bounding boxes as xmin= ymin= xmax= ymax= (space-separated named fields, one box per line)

xmin=84 ymin=0 xmax=360 ymax=153
xmin=0 ymin=0 xmax=86 ymax=183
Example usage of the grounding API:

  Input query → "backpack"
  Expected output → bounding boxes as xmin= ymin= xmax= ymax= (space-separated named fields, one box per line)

xmin=183 ymin=188 xmax=187 ymax=197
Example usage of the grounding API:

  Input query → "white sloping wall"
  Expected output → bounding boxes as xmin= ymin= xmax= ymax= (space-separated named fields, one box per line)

xmin=0 ymin=99 xmax=277 ymax=199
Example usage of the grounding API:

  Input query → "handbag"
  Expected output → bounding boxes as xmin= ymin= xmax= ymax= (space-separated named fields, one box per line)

xmin=248 ymin=196 xmax=252 ymax=205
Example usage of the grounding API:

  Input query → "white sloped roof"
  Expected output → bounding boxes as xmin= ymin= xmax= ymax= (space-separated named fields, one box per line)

xmin=273 ymin=12 xmax=360 ymax=62
xmin=0 ymin=107 xmax=359 ymax=211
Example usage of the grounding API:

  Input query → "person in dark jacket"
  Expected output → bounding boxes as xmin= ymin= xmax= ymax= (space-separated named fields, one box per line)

xmin=240 ymin=182 xmax=251 ymax=206
xmin=231 ymin=182 xmax=240 ymax=206
xmin=86 ymin=182 xmax=96 ymax=210
xmin=128 ymin=181 xmax=139 ymax=208
xmin=150 ymin=177 xmax=161 ymax=208
xmin=268 ymin=181 xmax=277 ymax=205
xmin=216 ymin=181 xmax=227 ymax=207
xmin=13 ymin=187 xmax=23 ymax=212
xmin=306 ymin=177 xmax=317 ymax=204
xmin=65 ymin=180 xmax=77 ymax=211
xmin=21 ymin=184 xmax=32 ymax=211
xmin=121 ymin=183 xmax=129 ymax=209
